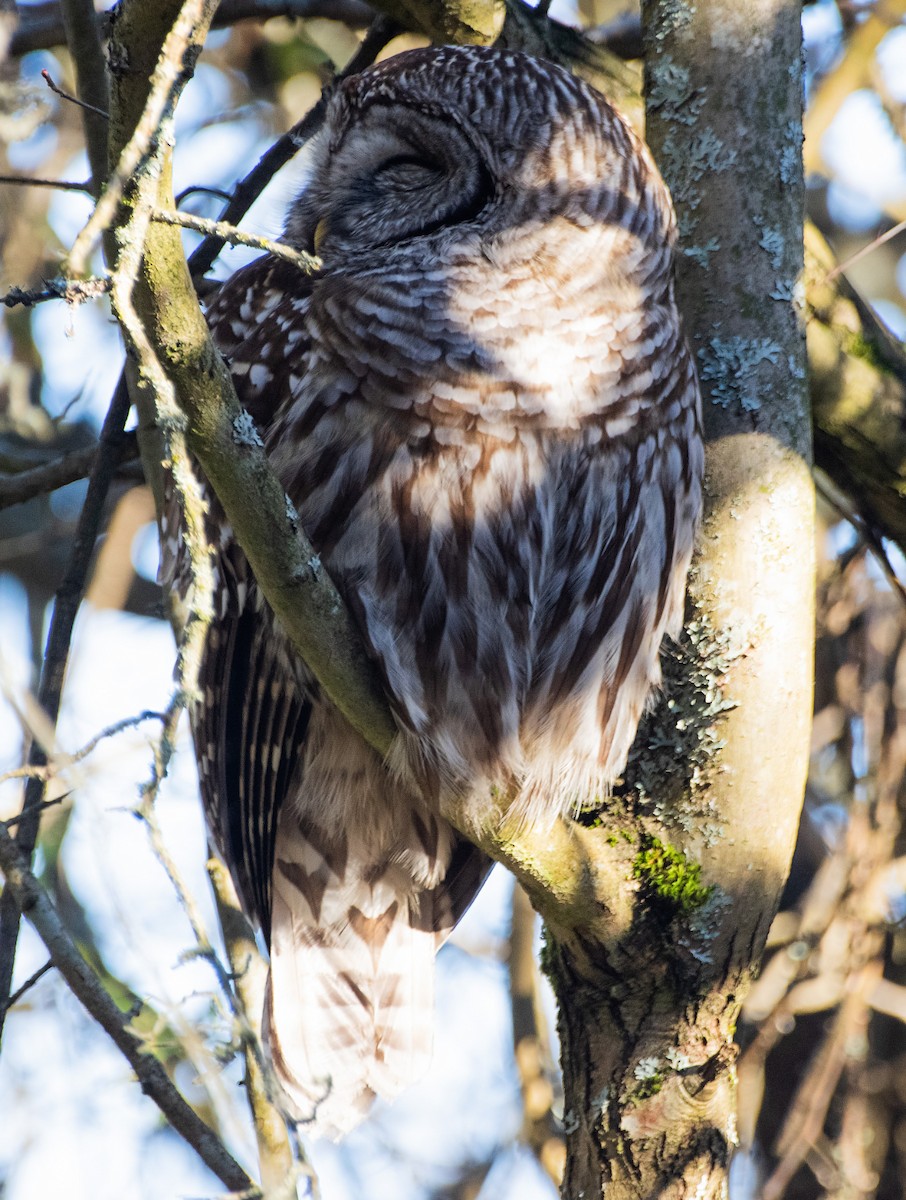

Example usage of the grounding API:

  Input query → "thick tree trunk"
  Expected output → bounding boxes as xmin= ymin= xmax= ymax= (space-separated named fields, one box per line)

xmin=538 ymin=2 xmax=814 ymax=1196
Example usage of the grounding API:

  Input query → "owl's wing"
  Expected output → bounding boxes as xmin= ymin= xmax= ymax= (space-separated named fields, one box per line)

xmin=195 ymin=598 xmax=311 ymax=937
xmin=161 ymin=255 xmax=318 ymax=935
xmin=165 ymin=255 xmax=494 ymax=1136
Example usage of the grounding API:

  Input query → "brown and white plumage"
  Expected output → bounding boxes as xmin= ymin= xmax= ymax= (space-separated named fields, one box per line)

xmin=165 ymin=45 xmax=702 ymax=1140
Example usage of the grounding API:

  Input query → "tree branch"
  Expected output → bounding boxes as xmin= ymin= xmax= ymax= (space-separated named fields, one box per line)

xmin=208 ymin=859 xmax=303 ymax=1199
xmin=152 ymin=206 xmax=320 ymax=273
xmin=186 ymin=13 xmax=401 ymax=279
xmin=0 ymin=376 xmax=132 ymax=1042
xmin=0 ymin=821 xmax=255 ymax=1194
xmin=8 ymin=0 xmax=377 ymax=57
xmin=1 ymin=276 xmax=110 ymax=309
xmin=0 ymin=432 xmax=139 ymax=511
xmin=362 ymin=0 xmax=503 ymax=44
xmin=806 ymin=222 xmax=906 ymax=561
xmin=57 ymin=0 xmax=109 ymax=196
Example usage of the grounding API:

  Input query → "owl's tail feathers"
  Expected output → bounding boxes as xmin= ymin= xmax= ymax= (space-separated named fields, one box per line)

xmin=264 ymin=837 xmax=490 ymax=1141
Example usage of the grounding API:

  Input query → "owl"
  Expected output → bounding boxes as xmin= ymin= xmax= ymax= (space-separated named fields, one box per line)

xmin=166 ymin=44 xmax=703 ymax=1140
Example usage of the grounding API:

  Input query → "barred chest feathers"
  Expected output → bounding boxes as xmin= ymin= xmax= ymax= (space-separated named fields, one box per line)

xmin=183 ymin=43 xmax=703 ymax=1140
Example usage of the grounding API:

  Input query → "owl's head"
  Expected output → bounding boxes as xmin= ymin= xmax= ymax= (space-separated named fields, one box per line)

xmin=285 ymin=45 xmax=674 ymax=278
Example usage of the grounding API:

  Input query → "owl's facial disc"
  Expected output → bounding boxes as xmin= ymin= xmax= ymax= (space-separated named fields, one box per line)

xmin=288 ymin=104 xmax=495 ymax=259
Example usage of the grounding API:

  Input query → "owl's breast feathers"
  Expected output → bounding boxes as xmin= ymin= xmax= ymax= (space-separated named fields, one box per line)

xmin=204 ymin=239 xmax=701 ymax=827
xmin=177 ymin=46 xmax=704 ymax=1137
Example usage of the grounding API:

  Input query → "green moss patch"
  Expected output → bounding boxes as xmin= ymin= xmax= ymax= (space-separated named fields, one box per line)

xmin=633 ymin=836 xmax=713 ymax=917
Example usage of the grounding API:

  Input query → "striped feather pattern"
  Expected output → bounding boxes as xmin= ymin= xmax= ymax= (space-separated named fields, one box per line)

xmin=167 ymin=45 xmax=703 ymax=1139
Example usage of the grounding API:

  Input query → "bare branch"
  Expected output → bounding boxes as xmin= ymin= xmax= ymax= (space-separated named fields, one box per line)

xmin=207 ymin=859 xmax=307 ymax=1200
xmin=815 ymin=475 xmax=906 ymax=607
xmin=151 ymin=207 xmax=320 ymax=274
xmin=0 ymin=821 xmax=256 ymax=1194
xmin=0 ymin=174 xmax=92 ymax=192
xmin=0 ymin=796 xmax=69 ymax=831
xmin=509 ymin=883 xmax=564 ymax=1187
xmin=57 ymin=0 xmax=110 ymax=196
xmin=0 ymin=711 xmax=165 ymax=788
xmin=41 ymin=68 xmax=108 ymax=120
xmin=826 ymin=217 xmax=906 ymax=282
xmin=9 ymin=0 xmax=377 ymax=57
xmin=0 ymin=431 xmax=139 ymax=511
xmin=1 ymin=276 xmax=110 ymax=309
xmin=0 ymin=961 xmax=54 ymax=1016
xmin=365 ymin=0 xmax=503 ymax=44
xmin=136 ymin=713 xmax=237 ymax=1012
xmin=0 ymin=375 xmax=132 ymax=1042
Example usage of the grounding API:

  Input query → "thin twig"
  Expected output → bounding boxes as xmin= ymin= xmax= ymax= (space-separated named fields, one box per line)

xmin=0 ymin=796 xmax=69 ymax=831
xmin=0 ymin=374 xmax=132 ymax=1044
xmin=1 ymin=276 xmax=110 ymax=309
xmin=826 ymin=218 xmax=906 ymax=282
xmin=1 ymin=960 xmax=54 ymax=1015
xmin=41 ymin=68 xmax=108 ymax=119
xmin=187 ymin=14 xmax=400 ymax=278
xmin=136 ymin=752 xmax=237 ymax=1016
xmin=0 ymin=174 xmax=92 ymax=192
xmin=0 ymin=431 xmax=139 ymax=511
xmin=67 ymin=0 xmax=220 ymax=277
xmin=0 ymin=711 xmax=166 ymax=788
xmin=816 ymin=475 xmax=906 ymax=606
xmin=151 ymin=207 xmax=320 ymax=273
xmin=208 ymin=858 xmax=306 ymax=1200
xmin=0 ymin=820 xmax=256 ymax=1193
xmin=176 ymin=184 xmax=233 ymax=207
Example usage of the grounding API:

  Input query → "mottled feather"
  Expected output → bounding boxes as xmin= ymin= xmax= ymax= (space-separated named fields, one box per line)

xmin=167 ymin=45 xmax=703 ymax=1140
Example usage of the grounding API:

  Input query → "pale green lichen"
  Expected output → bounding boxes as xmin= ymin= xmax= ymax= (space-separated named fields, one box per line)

xmin=758 ymin=226 xmax=785 ymax=270
xmin=780 ymin=120 xmax=803 ymax=186
xmin=653 ymin=0 xmax=695 ymax=39
xmin=659 ymin=129 xmax=737 ymax=235
xmin=665 ymin=1047 xmax=692 ymax=1070
xmin=683 ymin=237 xmax=720 ymax=269
xmin=680 ymin=887 xmax=732 ymax=964
xmin=231 ymin=410 xmax=263 ymax=448
xmin=621 ymin=616 xmax=737 ymax=830
xmin=647 ymin=59 xmax=703 ymax=126
xmin=787 ymin=352 xmax=807 ymax=381
xmin=697 ymin=335 xmax=782 ymax=412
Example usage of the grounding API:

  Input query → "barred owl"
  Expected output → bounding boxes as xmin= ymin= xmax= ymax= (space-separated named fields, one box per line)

xmin=167 ymin=44 xmax=702 ymax=1140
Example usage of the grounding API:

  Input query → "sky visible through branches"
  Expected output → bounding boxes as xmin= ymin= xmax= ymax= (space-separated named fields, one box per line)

xmin=1 ymin=1 xmax=906 ymax=1197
